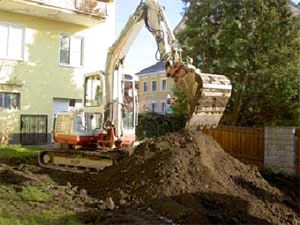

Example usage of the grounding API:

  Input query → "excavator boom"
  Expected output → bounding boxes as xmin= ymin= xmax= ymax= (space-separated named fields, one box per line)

xmin=105 ymin=0 xmax=232 ymax=130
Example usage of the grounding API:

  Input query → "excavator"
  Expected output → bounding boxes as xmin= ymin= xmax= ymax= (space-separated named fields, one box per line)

xmin=38 ymin=0 xmax=232 ymax=173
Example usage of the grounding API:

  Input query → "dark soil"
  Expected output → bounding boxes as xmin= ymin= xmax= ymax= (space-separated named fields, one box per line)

xmin=0 ymin=130 xmax=299 ymax=224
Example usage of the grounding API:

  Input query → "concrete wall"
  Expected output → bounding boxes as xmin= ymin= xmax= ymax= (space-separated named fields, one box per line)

xmin=264 ymin=127 xmax=296 ymax=175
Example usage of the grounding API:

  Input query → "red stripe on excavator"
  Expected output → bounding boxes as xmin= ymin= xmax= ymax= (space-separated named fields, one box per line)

xmin=53 ymin=133 xmax=136 ymax=146
xmin=122 ymin=134 xmax=135 ymax=145
xmin=53 ymin=134 xmax=98 ymax=145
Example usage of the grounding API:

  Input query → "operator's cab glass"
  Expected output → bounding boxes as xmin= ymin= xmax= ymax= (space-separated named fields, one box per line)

xmin=123 ymin=79 xmax=134 ymax=129
xmin=74 ymin=112 xmax=102 ymax=133
xmin=84 ymin=75 xmax=103 ymax=107
xmin=122 ymin=77 xmax=138 ymax=130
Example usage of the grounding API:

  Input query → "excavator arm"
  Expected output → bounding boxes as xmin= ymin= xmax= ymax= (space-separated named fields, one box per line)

xmin=38 ymin=0 xmax=232 ymax=174
xmin=104 ymin=0 xmax=232 ymax=130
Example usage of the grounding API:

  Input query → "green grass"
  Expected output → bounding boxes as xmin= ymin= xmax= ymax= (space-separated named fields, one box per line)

xmin=0 ymin=144 xmax=41 ymax=158
xmin=0 ymin=144 xmax=84 ymax=224
xmin=0 ymin=184 xmax=83 ymax=225
xmin=0 ymin=205 xmax=83 ymax=225
xmin=0 ymin=217 xmax=24 ymax=225
xmin=20 ymin=185 xmax=53 ymax=202
xmin=29 ymin=206 xmax=83 ymax=225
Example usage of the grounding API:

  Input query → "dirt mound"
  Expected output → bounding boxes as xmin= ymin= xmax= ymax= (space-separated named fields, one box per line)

xmin=1 ymin=131 xmax=299 ymax=224
xmin=77 ymin=130 xmax=299 ymax=224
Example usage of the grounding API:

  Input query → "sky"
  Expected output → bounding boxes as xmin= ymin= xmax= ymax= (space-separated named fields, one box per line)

xmin=115 ymin=0 xmax=185 ymax=75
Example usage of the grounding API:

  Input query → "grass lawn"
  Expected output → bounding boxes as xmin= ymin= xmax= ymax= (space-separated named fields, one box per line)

xmin=0 ymin=144 xmax=41 ymax=158
xmin=0 ymin=145 xmax=84 ymax=225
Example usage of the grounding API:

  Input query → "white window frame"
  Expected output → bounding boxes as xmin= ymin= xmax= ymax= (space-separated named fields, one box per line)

xmin=143 ymin=81 xmax=148 ymax=92
xmin=0 ymin=23 xmax=25 ymax=61
xmin=59 ymin=33 xmax=84 ymax=68
xmin=161 ymin=78 xmax=167 ymax=91
xmin=151 ymin=80 xmax=157 ymax=92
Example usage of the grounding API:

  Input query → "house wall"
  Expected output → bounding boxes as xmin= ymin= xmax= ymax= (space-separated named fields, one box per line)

xmin=0 ymin=5 xmax=115 ymax=144
xmin=138 ymin=71 xmax=174 ymax=113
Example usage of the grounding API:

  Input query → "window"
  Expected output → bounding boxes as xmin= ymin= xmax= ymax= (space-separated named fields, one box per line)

xmin=152 ymin=80 xmax=157 ymax=92
xmin=143 ymin=81 xmax=148 ymax=92
xmin=161 ymin=102 xmax=166 ymax=113
xmin=0 ymin=24 xmax=24 ymax=60
xmin=84 ymin=75 xmax=103 ymax=107
xmin=59 ymin=34 xmax=83 ymax=67
xmin=0 ymin=92 xmax=20 ymax=110
xmin=161 ymin=79 xmax=167 ymax=91
xmin=151 ymin=103 xmax=156 ymax=112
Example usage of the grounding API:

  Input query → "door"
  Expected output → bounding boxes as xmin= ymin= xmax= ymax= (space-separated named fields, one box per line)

xmin=52 ymin=98 xmax=70 ymax=117
xmin=20 ymin=115 xmax=48 ymax=145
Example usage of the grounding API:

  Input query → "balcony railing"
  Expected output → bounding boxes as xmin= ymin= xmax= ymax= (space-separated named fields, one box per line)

xmin=24 ymin=0 xmax=108 ymax=17
xmin=0 ymin=0 xmax=112 ymax=26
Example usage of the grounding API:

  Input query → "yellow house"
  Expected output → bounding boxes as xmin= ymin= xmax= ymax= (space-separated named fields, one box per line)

xmin=135 ymin=61 xmax=174 ymax=114
xmin=0 ymin=0 xmax=115 ymax=145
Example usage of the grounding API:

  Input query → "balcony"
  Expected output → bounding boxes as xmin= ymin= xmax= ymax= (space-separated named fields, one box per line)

xmin=0 ymin=0 xmax=113 ymax=27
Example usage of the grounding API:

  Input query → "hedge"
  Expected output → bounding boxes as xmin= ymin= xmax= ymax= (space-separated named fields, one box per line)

xmin=136 ymin=113 xmax=186 ymax=140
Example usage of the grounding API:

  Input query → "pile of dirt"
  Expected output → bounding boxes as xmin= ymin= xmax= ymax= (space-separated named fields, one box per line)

xmin=74 ymin=130 xmax=299 ymax=224
xmin=1 ymin=130 xmax=299 ymax=224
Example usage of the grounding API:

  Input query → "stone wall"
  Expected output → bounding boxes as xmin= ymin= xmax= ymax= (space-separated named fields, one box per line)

xmin=264 ymin=127 xmax=296 ymax=175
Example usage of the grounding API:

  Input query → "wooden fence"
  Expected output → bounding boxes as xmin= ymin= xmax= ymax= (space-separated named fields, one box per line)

xmin=203 ymin=126 xmax=265 ymax=170
xmin=295 ymin=128 xmax=300 ymax=176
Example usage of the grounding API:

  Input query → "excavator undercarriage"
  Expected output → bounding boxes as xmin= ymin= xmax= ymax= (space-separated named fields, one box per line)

xmin=39 ymin=146 xmax=129 ymax=173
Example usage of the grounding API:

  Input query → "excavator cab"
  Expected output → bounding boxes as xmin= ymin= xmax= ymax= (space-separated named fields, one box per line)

xmin=121 ymin=75 xmax=139 ymax=146
xmin=83 ymin=71 xmax=105 ymax=116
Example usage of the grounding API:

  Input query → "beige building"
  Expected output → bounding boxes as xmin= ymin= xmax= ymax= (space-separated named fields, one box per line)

xmin=0 ymin=0 xmax=115 ymax=144
xmin=135 ymin=61 xmax=174 ymax=114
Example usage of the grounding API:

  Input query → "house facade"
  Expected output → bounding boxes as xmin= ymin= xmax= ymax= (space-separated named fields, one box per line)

xmin=135 ymin=61 xmax=174 ymax=114
xmin=0 ymin=0 xmax=115 ymax=145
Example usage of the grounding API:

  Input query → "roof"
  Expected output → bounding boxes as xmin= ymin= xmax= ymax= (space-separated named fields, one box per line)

xmin=291 ymin=5 xmax=299 ymax=16
xmin=124 ymin=74 xmax=132 ymax=79
xmin=135 ymin=61 xmax=165 ymax=75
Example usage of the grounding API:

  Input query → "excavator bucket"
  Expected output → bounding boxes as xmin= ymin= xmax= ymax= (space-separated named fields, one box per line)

xmin=168 ymin=64 xmax=232 ymax=129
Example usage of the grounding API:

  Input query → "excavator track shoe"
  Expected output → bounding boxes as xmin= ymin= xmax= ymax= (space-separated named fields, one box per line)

xmin=39 ymin=149 xmax=114 ymax=173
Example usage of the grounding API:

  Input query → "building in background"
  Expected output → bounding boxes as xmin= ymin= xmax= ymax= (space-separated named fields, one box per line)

xmin=135 ymin=61 xmax=174 ymax=114
xmin=0 ymin=0 xmax=115 ymax=145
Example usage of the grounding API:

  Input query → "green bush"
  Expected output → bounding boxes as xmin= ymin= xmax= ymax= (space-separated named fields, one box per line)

xmin=136 ymin=113 xmax=186 ymax=140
